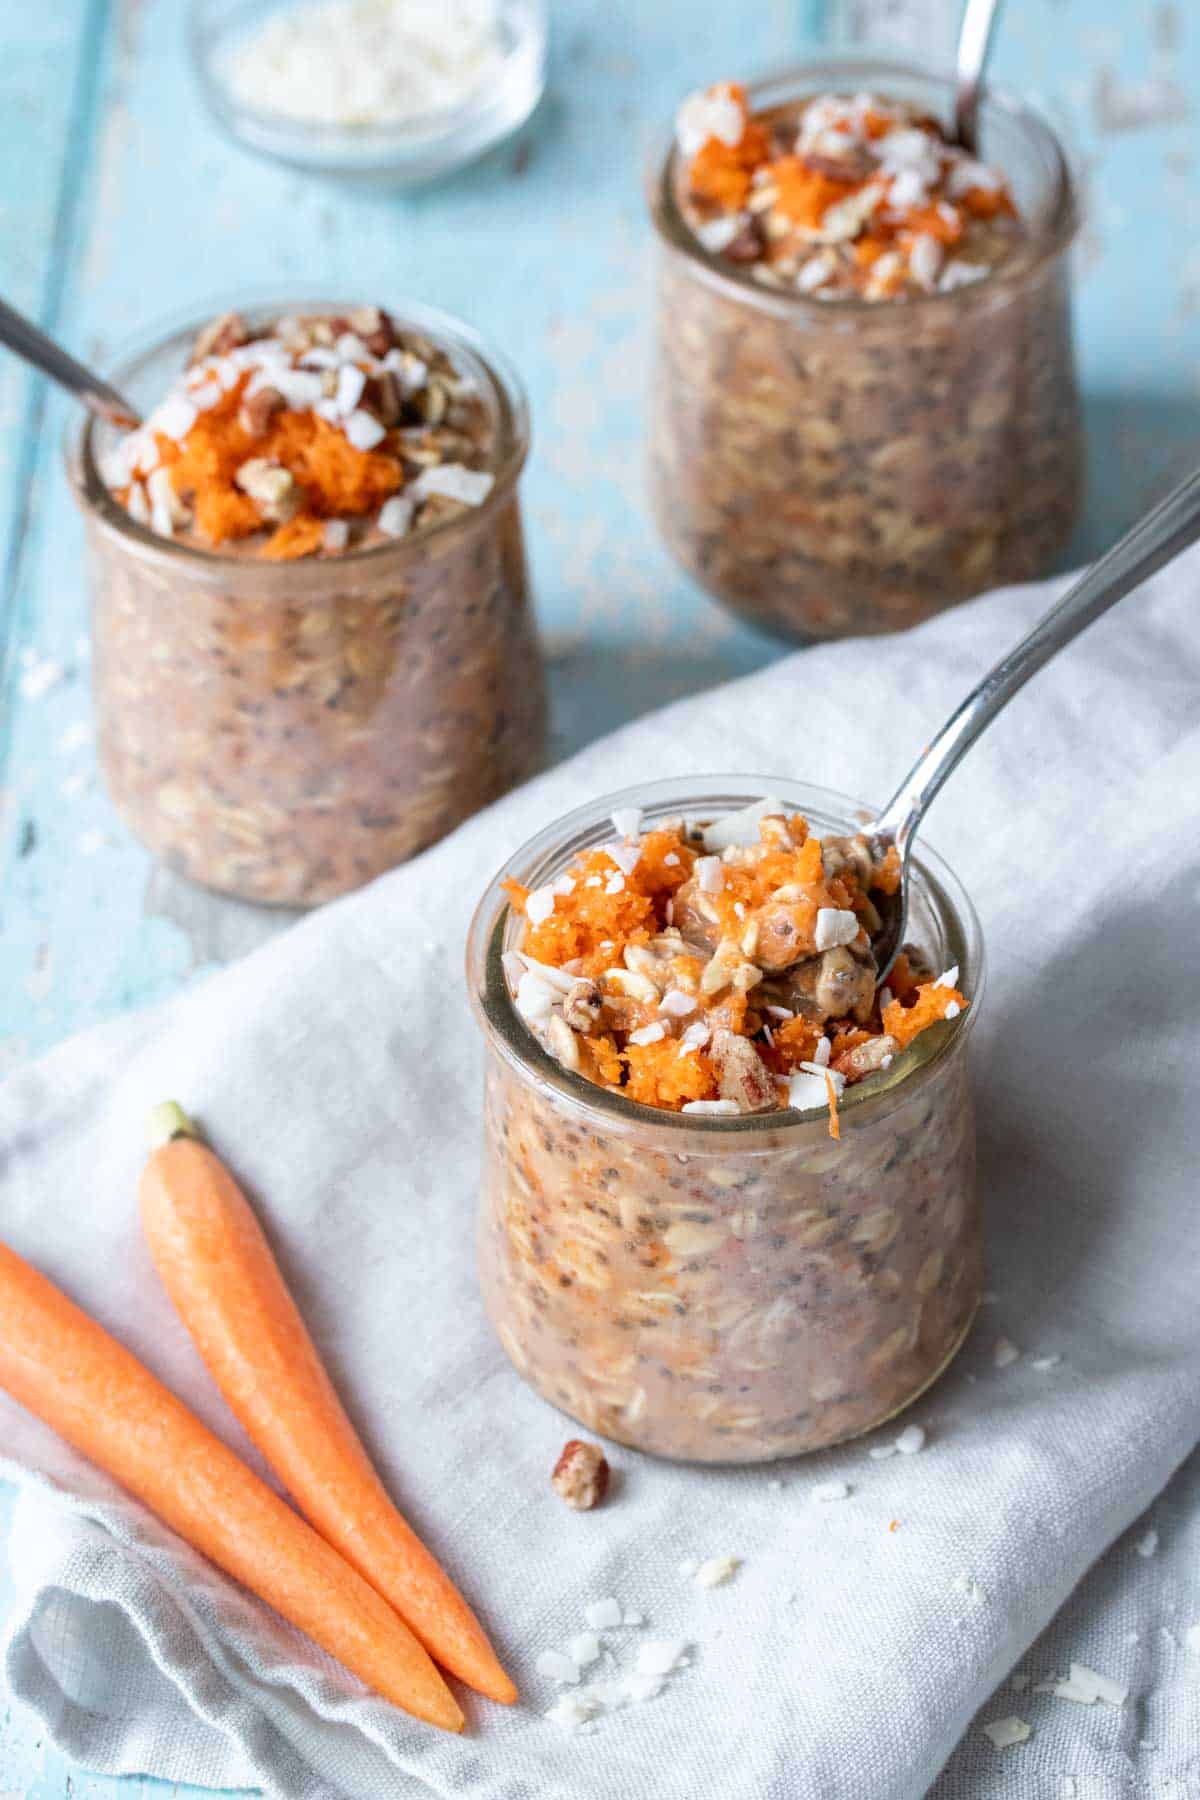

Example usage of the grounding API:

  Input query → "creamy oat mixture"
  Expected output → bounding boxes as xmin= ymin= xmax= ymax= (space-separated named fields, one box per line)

xmin=101 ymin=307 xmax=496 ymax=560
xmin=502 ymin=799 xmax=967 ymax=1134
xmin=676 ymin=83 xmax=1021 ymax=300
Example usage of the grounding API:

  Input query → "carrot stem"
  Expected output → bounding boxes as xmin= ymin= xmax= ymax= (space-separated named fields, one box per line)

xmin=146 ymin=1100 xmax=201 ymax=1149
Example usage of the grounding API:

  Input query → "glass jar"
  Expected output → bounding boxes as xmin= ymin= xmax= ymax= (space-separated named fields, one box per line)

xmin=66 ymin=297 xmax=544 ymax=907
xmin=647 ymin=57 xmax=1082 ymax=643
xmin=467 ymin=776 xmax=985 ymax=1464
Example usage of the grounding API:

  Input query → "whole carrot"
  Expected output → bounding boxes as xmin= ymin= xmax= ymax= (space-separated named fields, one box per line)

xmin=0 ymin=1239 xmax=463 ymax=1733
xmin=140 ymin=1104 xmax=516 ymax=1707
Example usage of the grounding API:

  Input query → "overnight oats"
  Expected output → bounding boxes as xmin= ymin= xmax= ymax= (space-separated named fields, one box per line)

xmin=467 ymin=779 xmax=984 ymax=1463
xmin=648 ymin=63 xmax=1082 ymax=641
xmin=68 ymin=300 xmax=544 ymax=905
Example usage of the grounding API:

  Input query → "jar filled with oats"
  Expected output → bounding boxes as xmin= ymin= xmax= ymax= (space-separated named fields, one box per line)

xmin=647 ymin=62 xmax=1082 ymax=642
xmin=67 ymin=298 xmax=544 ymax=906
xmin=467 ymin=777 xmax=985 ymax=1464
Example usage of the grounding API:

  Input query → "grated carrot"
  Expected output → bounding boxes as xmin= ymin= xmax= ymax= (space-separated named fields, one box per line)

xmin=882 ymin=982 xmax=968 ymax=1049
xmin=824 ymin=1072 xmax=842 ymax=1140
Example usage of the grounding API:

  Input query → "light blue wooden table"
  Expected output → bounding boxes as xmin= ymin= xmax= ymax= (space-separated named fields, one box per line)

xmin=1 ymin=0 xmax=1197 ymax=1792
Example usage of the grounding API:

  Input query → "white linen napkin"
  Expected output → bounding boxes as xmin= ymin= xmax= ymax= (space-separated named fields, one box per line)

xmin=2 ymin=557 xmax=1199 ymax=1800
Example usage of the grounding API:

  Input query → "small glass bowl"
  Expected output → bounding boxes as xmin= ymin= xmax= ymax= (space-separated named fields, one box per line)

xmin=188 ymin=0 xmax=547 ymax=185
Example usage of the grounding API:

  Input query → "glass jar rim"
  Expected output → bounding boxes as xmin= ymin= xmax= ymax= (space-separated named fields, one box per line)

xmin=647 ymin=52 xmax=1079 ymax=322
xmin=466 ymin=773 xmax=986 ymax=1146
xmin=65 ymin=290 xmax=530 ymax=584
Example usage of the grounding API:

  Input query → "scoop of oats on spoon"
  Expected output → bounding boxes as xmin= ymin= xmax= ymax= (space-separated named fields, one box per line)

xmin=866 ymin=465 xmax=1200 ymax=983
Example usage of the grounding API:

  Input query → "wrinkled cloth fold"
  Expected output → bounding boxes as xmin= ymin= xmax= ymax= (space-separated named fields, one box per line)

xmin=2 ymin=557 xmax=1200 ymax=1799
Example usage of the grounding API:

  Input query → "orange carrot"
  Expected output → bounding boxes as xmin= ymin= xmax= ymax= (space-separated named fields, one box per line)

xmin=0 ymin=1239 xmax=462 ymax=1733
xmin=139 ymin=1105 xmax=517 ymax=1707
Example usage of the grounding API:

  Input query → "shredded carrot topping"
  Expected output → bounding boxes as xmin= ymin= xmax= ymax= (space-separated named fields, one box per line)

xmin=505 ymin=806 xmax=970 ymax=1134
xmin=677 ymin=84 xmax=1022 ymax=301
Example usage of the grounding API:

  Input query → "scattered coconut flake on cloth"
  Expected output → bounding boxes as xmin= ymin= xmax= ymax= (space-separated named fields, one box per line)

xmin=981 ymin=1716 xmax=1032 ymax=1750
xmin=694 ymin=1555 xmax=740 ymax=1589
xmin=219 ymin=0 xmax=506 ymax=128
xmin=1035 ymin=1662 xmax=1129 ymax=1708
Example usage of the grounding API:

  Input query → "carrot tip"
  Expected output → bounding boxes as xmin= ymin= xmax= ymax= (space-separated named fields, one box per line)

xmin=146 ymin=1101 xmax=202 ymax=1150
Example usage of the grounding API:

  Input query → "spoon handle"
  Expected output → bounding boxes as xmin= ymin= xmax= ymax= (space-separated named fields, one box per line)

xmin=874 ymin=463 xmax=1200 ymax=856
xmin=954 ymin=0 xmax=1004 ymax=152
xmin=0 ymin=296 xmax=141 ymax=429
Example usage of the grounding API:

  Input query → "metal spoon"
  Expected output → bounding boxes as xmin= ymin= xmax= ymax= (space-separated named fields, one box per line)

xmin=868 ymin=465 xmax=1200 ymax=983
xmin=0 ymin=295 xmax=141 ymax=430
xmin=952 ymin=0 xmax=1004 ymax=153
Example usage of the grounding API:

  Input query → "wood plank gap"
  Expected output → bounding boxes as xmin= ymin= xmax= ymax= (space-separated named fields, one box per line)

xmin=0 ymin=0 xmax=113 ymax=753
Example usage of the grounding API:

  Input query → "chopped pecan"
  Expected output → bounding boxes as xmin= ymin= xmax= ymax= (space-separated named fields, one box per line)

xmin=833 ymin=1032 xmax=898 ymax=1079
xmin=803 ymin=148 xmax=875 ymax=183
xmin=551 ymin=1439 xmax=610 ymax=1511
xmin=755 ymin=902 xmax=808 ymax=972
xmin=821 ymin=834 xmax=874 ymax=888
xmin=238 ymin=385 xmax=286 ymax=437
xmin=189 ymin=311 xmax=247 ymax=365
xmin=711 ymin=1028 xmax=777 ymax=1112
xmin=234 ymin=458 xmax=302 ymax=524
xmin=723 ymin=215 xmax=767 ymax=263
xmin=815 ymin=944 xmax=876 ymax=1023
xmin=700 ymin=939 xmax=762 ymax=998
xmin=562 ymin=978 xmax=602 ymax=1033
xmin=347 ymin=304 xmax=395 ymax=357
xmin=366 ymin=369 xmax=403 ymax=427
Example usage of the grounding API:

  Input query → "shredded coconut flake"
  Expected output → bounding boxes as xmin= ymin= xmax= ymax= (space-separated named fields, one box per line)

xmin=1136 ymin=1528 xmax=1159 ymax=1559
xmin=412 ymin=462 xmax=494 ymax=506
xmin=18 ymin=657 xmax=66 ymax=702
xmin=636 ymin=1639 xmax=689 ymax=1677
xmin=814 ymin=907 xmax=860 ymax=951
xmin=604 ymin=841 xmax=642 ymax=878
xmin=545 ymin=1692 xmax=598 ymax=1730
xmin=701 ymin=796 xmax=785 ymax=853
xmin=675 ymin=83 xmax=745 ymax=155
xmin=982 ymin=1716 xmax=1031 ymax=1750
xmin=993 ymin=1338 xmax=1021 ymax=1369
xmin=568 ymin=1632 xmax=602 ymax=1668
xmin=694 ymin=1555 xmax=740 ymax=1589
xmin=610 ymin=806 xmax=643 ymax=839
xmin=681 ymin=1098 xmax=739 ymax=1116
xmin=894 ymin=1424 xmax=926 ymax=1456
xmin=536 ymin=1649 xmax=581 ymax=1684
xmin=696 ymin=855 xmax=724 ymax=894
xmin=584 ymin=1597 xmax=623 ymax=1631
xmin=812 ymin=1480 xmax=850 ymax=1502
xmin=219 ymin=0 xmax=507 ymax=129
xmin=525 ymin=886 xmax=557 ymax=927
